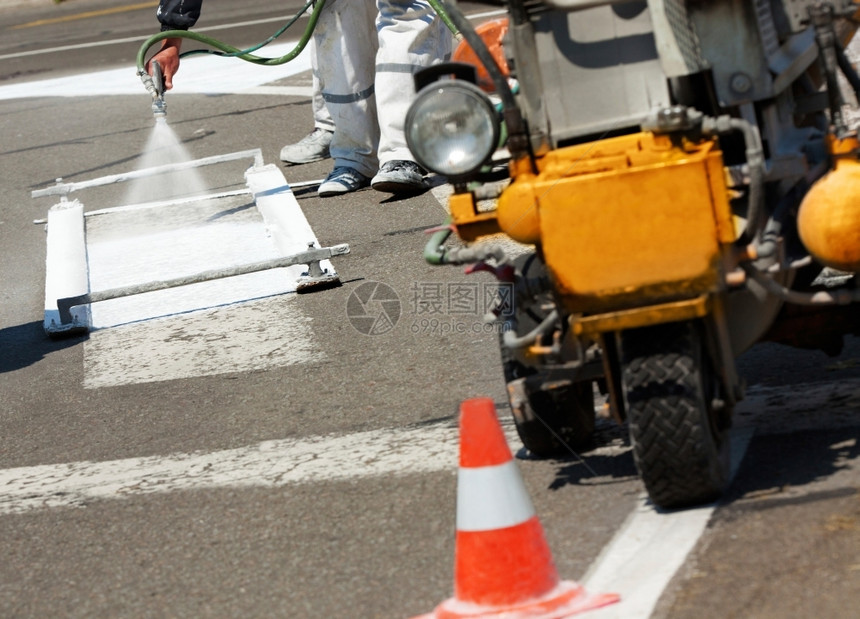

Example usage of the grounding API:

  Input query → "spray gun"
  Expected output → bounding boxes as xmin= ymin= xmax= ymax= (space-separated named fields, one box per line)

xmin=138 ymin=60 xmax=166 ymax=121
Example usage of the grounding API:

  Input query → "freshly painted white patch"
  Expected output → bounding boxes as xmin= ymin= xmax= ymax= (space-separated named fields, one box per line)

xmin=580 ymin=428 xmax=755 ymax=619
xmin=0 ymin=41 xmax=312 ymax=100
xmin=84 ymin=208 xmax=299 ymax=329
xmin=62 ymin=161 xmax=339 ymax=387
xmin=83 ymin=295 xmax=323 ymax=389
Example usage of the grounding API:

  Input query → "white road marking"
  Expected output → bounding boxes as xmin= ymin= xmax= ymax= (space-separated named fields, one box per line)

xmin=79 ymin=197 xmax=326 ymax=386
xmin=0 ymin=422 xmax=529 ymax=515
xmin=0 ymin=41 xmax=312 ymax=100
xmin=2 ymin=376 xmax=856 ymax=619
xmin=0 ymin=14 xmax=307 ymax=61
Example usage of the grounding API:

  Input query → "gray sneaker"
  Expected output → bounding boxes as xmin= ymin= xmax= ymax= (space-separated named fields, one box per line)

xmin=318 ymin=166 xmax=371 ymax=197
xmin=280 ymin=128 xmax=333 ymax=164
xmin=371 ymin=160 xmax=428 ymax=194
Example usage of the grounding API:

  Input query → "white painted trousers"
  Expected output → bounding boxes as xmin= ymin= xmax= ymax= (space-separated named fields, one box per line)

xmin=309 ymin=38 xmax=335 ymax=134
xmin=312 ymin=0 xmax=452 ymax=177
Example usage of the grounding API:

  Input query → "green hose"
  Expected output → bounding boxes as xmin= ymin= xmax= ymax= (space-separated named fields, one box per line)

xmin=136 ymin=0 xmax=326 ymax=74
xmin=180 ymin=0 xmax=316 ymax=59
xmin=426 ymin=0 xmax=461 ymax=40
xmin=136 ymin=0 xmax=460 ymax=75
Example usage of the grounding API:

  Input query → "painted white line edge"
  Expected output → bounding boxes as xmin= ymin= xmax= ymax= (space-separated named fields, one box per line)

xmin=580 ymin=428 xmax=755 ymax=618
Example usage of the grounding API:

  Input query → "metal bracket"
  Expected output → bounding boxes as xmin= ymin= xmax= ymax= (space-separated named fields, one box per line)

xmin=296 ymin=243 xmax=342 ymax=292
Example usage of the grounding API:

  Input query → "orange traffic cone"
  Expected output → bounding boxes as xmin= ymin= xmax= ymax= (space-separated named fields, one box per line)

xmin=414 ymin=397 xmax=619 ymax=619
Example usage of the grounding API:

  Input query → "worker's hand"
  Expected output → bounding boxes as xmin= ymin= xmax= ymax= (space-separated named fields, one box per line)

xmin=146 ymin=38 xmax=183 ymax=90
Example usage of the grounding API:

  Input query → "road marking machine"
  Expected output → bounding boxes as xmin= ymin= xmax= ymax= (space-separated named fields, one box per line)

xmin=408 ymin=0 xmax=860 ymax=508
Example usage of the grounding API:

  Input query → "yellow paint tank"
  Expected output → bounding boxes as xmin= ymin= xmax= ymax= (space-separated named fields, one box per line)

xmin=497 ymin=132 xmax=735 ymax=313
xmin=798 ymin=136 xmax=860 ymax=273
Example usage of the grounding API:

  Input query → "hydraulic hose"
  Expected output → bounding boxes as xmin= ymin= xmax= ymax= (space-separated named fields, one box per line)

xmin=742 ymin=263 xmax=860 ymax=306
xmin=502 ymin=309 xmax=559 ymax=350
xmin=423 ymin=219 xmax=515 ymax=267
xmin=180 ymin=0 xmax=316 ymax=59
xmin=424 ymin=226 xmax=454 ymax=265
xmin=751 ymin=182 xmax=802 ymax=261
xmin=702 ymin=115 xmax=766 ymax=243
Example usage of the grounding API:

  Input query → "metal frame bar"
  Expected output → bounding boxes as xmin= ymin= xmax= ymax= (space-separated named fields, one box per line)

xmin=31 ymin=149 xmax=265 ymax=199
xmin=56 ymin=244 xmax=350 ymax=325
xmin=36 ymin=149 xmax=344 ymax=333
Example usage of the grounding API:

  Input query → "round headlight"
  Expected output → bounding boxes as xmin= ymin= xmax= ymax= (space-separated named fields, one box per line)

xmin=405 ymin=80 xmax=500 ymax=179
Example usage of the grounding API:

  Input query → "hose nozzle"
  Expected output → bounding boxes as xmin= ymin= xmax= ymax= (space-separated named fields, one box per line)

xmin=139 ymin=60 xmax=167 ymax=120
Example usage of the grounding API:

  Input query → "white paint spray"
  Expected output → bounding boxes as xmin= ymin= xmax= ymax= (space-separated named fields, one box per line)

xmin=124 ymin=117 xmax=208 ymax=206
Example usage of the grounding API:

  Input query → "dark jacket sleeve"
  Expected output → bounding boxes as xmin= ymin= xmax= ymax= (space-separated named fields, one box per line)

xmin=157 ymin=0 xmax=203 ymax=31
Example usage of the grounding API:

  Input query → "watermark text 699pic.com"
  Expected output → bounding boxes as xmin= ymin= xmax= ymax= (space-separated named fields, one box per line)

xmin=410 ymin=317 xmax=513 ymax=336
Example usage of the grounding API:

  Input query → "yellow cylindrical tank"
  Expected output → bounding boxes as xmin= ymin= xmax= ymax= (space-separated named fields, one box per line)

xmin=496 ymin=182 xmax=540 ymax=244
xmin=798 ymin=143 xmax=860 ymax=273
xmin=496 ymin=158 xmax=541 ymax=244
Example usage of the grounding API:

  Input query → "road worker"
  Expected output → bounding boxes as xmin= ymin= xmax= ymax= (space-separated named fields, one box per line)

xmin=149 ymin=0 xmax=452 ymax=197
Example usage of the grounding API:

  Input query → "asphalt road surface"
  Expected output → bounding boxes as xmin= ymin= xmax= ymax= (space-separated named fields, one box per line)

xmin=1 ymin=1 xmax=859 ymax=618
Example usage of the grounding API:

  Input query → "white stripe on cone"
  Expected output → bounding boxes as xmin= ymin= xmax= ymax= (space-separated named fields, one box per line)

xmin=457 ymin=460 xmax=536 ymax=531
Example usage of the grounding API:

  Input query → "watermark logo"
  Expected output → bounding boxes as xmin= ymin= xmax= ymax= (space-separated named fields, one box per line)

xmin=346 ymin=280 xmax=514 ymax=336
xmin=346 ymin=281 xmax=402 ymax=335
xmin=410 ymin=282 xmax=514 ymax=317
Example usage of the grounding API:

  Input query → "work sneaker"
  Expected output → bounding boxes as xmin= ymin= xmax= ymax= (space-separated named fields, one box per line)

xmin=318 ymin=166 xmax=370 ymax=197
xmin=371 ymin=160 xmax=428 ymax=194
xmin=279 ymin=128 xmax=333 ymax=164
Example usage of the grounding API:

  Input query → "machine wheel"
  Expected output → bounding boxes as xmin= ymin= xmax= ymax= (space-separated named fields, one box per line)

xmin=619 ymin=320 xmax=730 ymax=509
xmin=501 ymin=352 xmax=596 ymax=457
xmin=498 ymin=253 xmax=595 ymax=458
